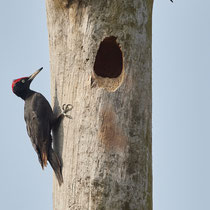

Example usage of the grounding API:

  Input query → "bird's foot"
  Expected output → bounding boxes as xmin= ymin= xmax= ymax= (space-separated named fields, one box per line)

xmin=62 ymin=104 xmax=73 ymax=119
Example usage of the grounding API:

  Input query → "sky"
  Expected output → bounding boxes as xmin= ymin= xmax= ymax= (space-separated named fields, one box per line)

xmin=153 ymin=0 xmax=210 ymax=210
xmin=0 ymin=0 xmax=210 ymax=210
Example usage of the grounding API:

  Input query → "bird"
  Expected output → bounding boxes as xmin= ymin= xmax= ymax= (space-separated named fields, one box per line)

xmin=12 ymin=67 xmax=73 ymax=185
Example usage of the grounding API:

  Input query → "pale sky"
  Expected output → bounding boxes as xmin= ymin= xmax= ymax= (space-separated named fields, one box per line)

xmin=0 ymin=0 xmax=209 ymax=209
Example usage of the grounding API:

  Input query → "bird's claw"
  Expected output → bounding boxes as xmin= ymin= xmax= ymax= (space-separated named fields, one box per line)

xmin=62 ymin=104 xmax=73 ymax=119
xmin=62 ymin=104 xmax=73 ymax=113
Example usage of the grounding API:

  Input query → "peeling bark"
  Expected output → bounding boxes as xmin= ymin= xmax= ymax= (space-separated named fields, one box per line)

xmin=45 ymin=0 xmax=153 ymax=209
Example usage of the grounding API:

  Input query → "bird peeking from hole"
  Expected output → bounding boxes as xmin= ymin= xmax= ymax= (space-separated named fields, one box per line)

xmin=12 ymin=67 xmax=73 ymax=186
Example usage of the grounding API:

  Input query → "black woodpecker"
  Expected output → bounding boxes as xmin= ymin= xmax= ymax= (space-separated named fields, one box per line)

xmin=12 ymin=67 xmax=72 ymax=186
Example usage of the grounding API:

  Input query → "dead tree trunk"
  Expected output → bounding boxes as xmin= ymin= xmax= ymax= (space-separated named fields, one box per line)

xmin=46 ymin=0 xmax=153 ymax=209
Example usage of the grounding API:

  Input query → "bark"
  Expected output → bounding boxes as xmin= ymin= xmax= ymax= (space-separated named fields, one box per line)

xmin=45 ymin=0 xmax=153 ymax=209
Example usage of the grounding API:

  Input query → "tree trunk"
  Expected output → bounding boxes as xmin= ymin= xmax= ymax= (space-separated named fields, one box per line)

xmin=45 ymin=0 xmax=153 ymax=209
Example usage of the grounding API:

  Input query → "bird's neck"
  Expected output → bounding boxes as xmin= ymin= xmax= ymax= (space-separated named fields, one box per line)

xmin=21 ymin=89 xmax=36 ymax=100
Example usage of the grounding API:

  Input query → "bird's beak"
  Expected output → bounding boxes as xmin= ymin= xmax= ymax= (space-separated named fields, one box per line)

xmin=28 ymin=67 xmax=43 ymax=81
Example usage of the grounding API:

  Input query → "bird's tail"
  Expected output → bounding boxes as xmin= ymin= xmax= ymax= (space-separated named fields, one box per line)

xmin=48 ymin=147 xmax=63 ymax=186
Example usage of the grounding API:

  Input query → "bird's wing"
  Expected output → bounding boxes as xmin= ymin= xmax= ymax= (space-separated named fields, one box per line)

xmin=24 ymin=92 xmax=53 ymax=168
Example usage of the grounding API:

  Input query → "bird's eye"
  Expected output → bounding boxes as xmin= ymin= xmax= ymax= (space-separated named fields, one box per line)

xmin=21 ymin=79 xmax=25 ymax=83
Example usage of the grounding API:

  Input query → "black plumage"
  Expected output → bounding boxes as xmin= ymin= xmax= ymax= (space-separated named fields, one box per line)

xmin=12 ymin=68 xmax=72 ymax=185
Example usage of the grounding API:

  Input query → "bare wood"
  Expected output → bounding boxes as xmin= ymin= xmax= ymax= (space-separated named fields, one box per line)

xmin=46 ymin=0 xmax=153 ymax=209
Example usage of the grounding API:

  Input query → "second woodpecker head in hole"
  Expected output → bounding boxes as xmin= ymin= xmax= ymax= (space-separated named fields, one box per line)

xmin=12 ymin=67 xmax=43 ymax=100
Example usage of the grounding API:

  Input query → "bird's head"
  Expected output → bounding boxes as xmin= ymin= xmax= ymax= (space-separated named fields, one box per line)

xmin=12 ymin=67 xmax=43 ymax=99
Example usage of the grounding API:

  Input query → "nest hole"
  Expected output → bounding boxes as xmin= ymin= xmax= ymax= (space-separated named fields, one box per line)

xmin=94 ymin=36 xmax=123 ymax=78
